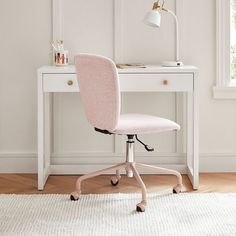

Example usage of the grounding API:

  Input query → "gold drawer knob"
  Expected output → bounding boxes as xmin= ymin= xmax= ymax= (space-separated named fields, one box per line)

xmin=67 ymin=80 xmax=73 ymax=86
xmin=163 ymin=80 xmax=168 ymax=85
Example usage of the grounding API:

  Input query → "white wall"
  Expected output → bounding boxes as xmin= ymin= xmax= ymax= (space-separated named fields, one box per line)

xmin=0 ymin=0 xmax=235 ymax=173
xmin=183 ymin=0 xmax=236 ymax=171
xmin=0 ymin=0 xmax=51 ymax=171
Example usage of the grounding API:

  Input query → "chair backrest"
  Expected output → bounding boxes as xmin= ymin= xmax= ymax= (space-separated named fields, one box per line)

xmin=74 ymin=54 xmax=120 ymax=131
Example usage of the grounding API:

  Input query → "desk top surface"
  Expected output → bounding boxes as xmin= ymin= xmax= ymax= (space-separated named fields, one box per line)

xmin=38 ymin=65 xmax=198 ymax=74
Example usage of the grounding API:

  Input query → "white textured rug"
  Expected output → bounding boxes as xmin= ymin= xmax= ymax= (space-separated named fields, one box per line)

xmin=0 ymin=193 xmax=236 ymax=236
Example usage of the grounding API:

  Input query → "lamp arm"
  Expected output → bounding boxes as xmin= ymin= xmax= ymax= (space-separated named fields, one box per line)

xmin=166 ymin=10 xmax=179 ymax=62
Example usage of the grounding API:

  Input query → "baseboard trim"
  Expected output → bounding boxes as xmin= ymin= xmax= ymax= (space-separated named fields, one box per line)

xmin=0 ymin=152 xmax=236 ymax=173
xmin=0 ymin=153 xmax=37 ymax=173
xmin=200 ymin=153 xmax=236 ymax=172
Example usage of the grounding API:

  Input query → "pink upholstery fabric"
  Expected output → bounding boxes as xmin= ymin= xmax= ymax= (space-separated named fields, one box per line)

xmin=113 ymin=113 xmax=180 ymax=134
xmin=75 ymin=54 xmax=120 ymax=131
xmin=74 ymin=53 xmax=180 ymax=135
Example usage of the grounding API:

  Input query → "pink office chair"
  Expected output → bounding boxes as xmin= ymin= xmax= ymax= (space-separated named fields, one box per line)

xmin=71 ymin=54 xmax=183 ymax=212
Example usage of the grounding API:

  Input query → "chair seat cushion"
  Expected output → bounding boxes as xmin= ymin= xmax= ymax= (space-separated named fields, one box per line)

xmin=112 ymin=113 xmax=180 ymax=134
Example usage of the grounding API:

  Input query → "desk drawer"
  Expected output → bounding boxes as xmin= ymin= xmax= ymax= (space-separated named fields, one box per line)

xmin=43 ymin=74 xmax=79 ymax=92
xmin=119 ymin=73 xmax=193 ymax=92
xmin=42 ymin=73 xmax=193 ymax=92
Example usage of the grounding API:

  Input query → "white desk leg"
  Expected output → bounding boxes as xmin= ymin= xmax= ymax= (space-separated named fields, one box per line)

xmin=38 ymin=72 xmax=45 ymax=190
xmin=44 ymin=93 xmax=51 ymax=181
xmin=193 ymin=72 xmax=199 ymax=189
xmin=187 ymin=73 xmax=199 ymax=190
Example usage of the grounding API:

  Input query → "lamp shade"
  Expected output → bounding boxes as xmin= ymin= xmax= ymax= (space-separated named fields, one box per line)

xmin=144 ymin=10 xmax=161 ymax=28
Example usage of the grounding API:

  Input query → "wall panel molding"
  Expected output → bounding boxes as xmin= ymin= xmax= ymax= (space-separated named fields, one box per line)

xmin=52 ymin=0 xmax=62 ymax=40
xmin=114 ymin=0 xmax=184 ymax=63
xmin=113 ymin=0 xmax=186 ymax=155
xmin=52 ymin=0 xmax=184 ymax=62
xmin=51 ymin=0 xmax=180 ymax=158
xmin=114 ymin=0 xmax=124 ymax=62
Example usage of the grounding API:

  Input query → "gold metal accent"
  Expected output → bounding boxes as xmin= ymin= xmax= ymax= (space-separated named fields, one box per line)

xmin=67 ymin=80 xmax=73 ymax=86
xmin=152 ymin=2 xmax=160 ymax=10
xmin=163 ymin=80 xmax=168 ymax=85
xmin=152 ymin=1 xmax=168 ymax=12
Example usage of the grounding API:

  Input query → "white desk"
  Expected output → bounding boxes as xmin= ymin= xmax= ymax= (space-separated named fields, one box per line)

xmin=38 ymin=65 xmax=199 ymax=190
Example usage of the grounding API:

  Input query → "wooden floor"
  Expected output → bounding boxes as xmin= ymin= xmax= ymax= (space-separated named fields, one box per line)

xmin=0 ymin=173 xmax=236 ymax=194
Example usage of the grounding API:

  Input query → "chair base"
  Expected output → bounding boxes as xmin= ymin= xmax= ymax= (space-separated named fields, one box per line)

xmin=70 ymin=135 xmax=183 ymax=212
xmin=70 ymin=161 xmax=183 ymax=212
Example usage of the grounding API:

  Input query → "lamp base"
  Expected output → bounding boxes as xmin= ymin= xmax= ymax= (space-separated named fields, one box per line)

xmin=161 ymin=61 xmax=183 ymax=67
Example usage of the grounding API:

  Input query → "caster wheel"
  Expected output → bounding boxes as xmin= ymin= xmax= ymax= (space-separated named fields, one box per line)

xmin=173 ymin=184 xmax=182 ymax=194
xmin=136 ymin=202 xmax=146 ymax=212
xmin=70 ymin=195 xmax=79 ymax=201
xmin=111 ymin=179 xmax=119 ymax=186
xmin=136 ymin=205 xmax=145 ymax=212
xmin=70 ymin=191 xmax=80 ymax=201
xmin=173 ymin=189 xmax=177 ymax=194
